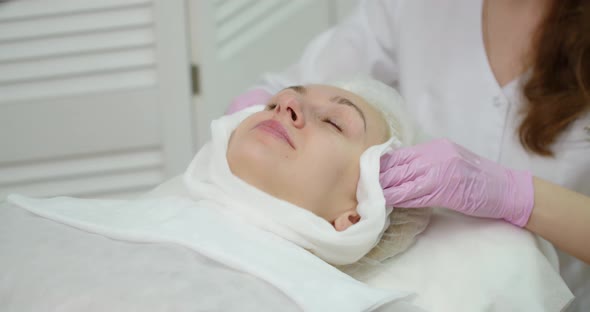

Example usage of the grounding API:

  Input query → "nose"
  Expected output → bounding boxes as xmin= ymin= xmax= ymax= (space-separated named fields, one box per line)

xmin=274 ymin=95 xmax=305 ymax=128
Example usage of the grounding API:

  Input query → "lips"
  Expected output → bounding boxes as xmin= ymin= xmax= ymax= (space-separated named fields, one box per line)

xmin=255 ymin=119 xmax=295 ymax=149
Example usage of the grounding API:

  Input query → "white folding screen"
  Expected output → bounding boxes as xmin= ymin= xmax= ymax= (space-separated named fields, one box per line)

xmin=0 ymin=0 xmax=194 ymax=199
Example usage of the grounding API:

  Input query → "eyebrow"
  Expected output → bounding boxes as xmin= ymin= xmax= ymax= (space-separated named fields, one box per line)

xmin=286 ymin=85 xmax=306 ymax=94
xmin=285 ymin=85 xmax=367 ymax=132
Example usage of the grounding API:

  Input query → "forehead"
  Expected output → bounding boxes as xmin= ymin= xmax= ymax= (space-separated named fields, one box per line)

xmin=305 ymin=84 xmax=365 ymax=105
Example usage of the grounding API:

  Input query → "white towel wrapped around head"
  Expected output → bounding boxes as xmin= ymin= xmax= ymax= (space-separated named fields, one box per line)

xmin=184 ymin=77 xmax=430 ymax=265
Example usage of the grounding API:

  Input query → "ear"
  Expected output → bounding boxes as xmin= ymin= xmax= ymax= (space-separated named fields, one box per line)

xmin=333 ymin=210 xmax=361 ymax=232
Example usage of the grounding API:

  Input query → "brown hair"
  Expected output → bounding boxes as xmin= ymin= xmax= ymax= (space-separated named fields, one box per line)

xmin=520 ymin=0 xmax=590 ymax=156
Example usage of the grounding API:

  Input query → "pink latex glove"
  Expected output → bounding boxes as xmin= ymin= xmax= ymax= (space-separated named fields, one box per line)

xmin=379 ymin=138 xmax=535 ymax=227
xmin=226 ymin=88 xmax=273 ymax=115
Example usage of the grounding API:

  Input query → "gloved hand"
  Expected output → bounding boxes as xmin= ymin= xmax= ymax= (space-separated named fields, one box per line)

xmin=226 ymin=88 xmax=273 ymax=115
xmin=379 ymin=138 xmax=535 ymax=227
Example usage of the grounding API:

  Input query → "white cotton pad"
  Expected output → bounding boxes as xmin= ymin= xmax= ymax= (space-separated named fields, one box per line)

xmin=184 ymin=78 xmax=430 ymax=265
xmin=329 ymin=78 xmax=431 ymax=267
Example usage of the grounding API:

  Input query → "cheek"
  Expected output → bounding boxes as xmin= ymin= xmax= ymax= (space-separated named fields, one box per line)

xmin=228 ymin=131 xmax=258 ymax=164
xmin=227 ymin=127 xmax=258 ymax=167
xmin=226 ymin=133 xmax=243 ymax=171
xmin=303 ymin=137 xmax=362 ymax=174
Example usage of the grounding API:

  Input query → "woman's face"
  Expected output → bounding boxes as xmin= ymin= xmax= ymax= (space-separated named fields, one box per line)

xmin=227 ymin=85 xmax=389 ymax=230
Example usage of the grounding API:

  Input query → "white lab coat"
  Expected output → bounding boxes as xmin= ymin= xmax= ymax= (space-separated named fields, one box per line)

xmin=253 ymin=0 xmax=590 ymax=310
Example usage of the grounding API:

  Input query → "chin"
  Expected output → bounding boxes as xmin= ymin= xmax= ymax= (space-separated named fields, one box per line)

xmin=228 ymin=144 xmax=272 ymax=179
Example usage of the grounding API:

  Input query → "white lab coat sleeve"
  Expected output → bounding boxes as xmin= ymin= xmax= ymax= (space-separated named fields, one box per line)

xmin=256 ymin=0 xmax=404 ymax=94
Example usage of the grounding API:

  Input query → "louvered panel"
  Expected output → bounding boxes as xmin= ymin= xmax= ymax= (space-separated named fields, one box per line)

xmin=0 ymin=148 xmax=162 ymax=185
xmin=0 ymin=90 xmax=160 ymax=163
xmin=0 ymin=147 xmax=163 ymax=199
xmin=0 ymin=48 xmax=155 ymax=84
xmin=0 ymin=6 xmax=153 ymax=42
xmin=215 ymin=0 xmax=255 ymax=26
xmin=214 ymin=0 xmax=311 ymax=59
xmin=0 ymin=166 xmax=164 ymax=199
xmin=0 ymin=28 xmax=155 ymax=63
xmin=0 ymin=0 xmax=194 ymax=199
xmin=0 ymin=0 xmax=150 ymax=22
xmin=0 ymin=1 xmax=156 ymax=102
xmin=216 ymin=0 xmax=282 ymax=43
xmin=0 ymin=68 xmax=156 ymax=102
xmin=212 ymin=0 xmax=228 ymax=7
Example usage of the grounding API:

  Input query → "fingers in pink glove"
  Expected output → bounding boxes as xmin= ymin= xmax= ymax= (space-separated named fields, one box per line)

xmin=378 ymin=138 xmax=535 ymax=227
xmin=379 ymin=162 xmax=427 ymax=189
xmin=379 ymin=147 xmax=417 ymax=173
xmin=382 ymin=175 xmax=438 ymax=207
xmin=226 ymin=88 xmax=273 ymax=115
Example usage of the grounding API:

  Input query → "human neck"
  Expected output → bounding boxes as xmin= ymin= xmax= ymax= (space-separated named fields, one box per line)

xmin=482 ymin=0 xmax=553 ymax=87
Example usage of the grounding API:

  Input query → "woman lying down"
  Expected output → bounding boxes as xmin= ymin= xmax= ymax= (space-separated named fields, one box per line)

xmin=2 ymin=78 xmax=571 ymax=311
xmin=1 ymin=78 xmax=429 ymax=312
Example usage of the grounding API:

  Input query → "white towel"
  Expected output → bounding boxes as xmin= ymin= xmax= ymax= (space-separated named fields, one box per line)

xmin=184 ymin=106 xmax=396 ymax=265
xmin=7 ymin=194 xmax=414 ymax=312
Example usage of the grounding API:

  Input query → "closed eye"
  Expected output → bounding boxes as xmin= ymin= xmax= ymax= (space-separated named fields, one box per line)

xmin=323 ymin=118 xmax=342 ymax=132
xmin=266 ymin=103 xmax=277 ymax=110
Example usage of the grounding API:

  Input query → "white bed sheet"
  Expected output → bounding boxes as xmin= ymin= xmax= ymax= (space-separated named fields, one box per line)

xmin=0 ymin=201 xmax=301 ymax=312
xmin=146 ymin=176 xmax=574 ymax=311
xmin=346 ymin=209 xmax=574 ymax=311
xmin=4 ymin=193 xmax=418 ymax=312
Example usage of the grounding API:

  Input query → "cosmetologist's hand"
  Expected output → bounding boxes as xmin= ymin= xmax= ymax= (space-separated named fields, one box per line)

xmin=379 ymin=138 xmax=535 ymax=227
